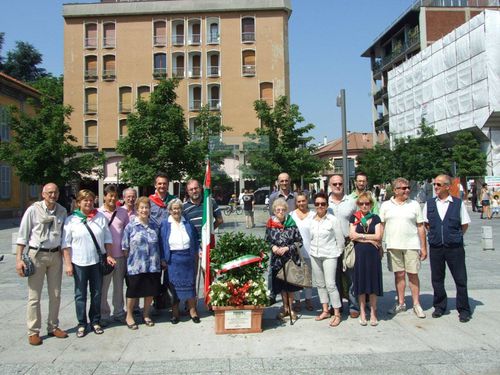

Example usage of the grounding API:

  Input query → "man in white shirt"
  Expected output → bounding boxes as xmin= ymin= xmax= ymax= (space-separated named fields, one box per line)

xmin=423 ymin=174 xmax=472 ymax=323
xmin=380 ymin=177 xmax=427 ymax=318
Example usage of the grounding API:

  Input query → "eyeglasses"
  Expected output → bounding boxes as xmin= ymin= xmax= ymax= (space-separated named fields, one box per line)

xmin=330 ymin=183 xmax=343 ymax=187
xmin=275 ymin=208 xmax=287 ymax=212
xmin=396 ymin=186 xmax=410 ymax=190
xmin=433 ymin=182 xmax=447 ymax=187
xmin=358 ymin=202 xmax=371 ymax=206
xmin=314 ymin=202 xmax=327 ymax=207
xmin=279 ymin=180 xmax=289 ymax=183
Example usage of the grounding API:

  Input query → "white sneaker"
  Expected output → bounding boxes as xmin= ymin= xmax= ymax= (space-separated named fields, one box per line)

xmin=413 ymin=304 xmax=426 ymax=319
xmin=388 ymin=303 xmax=407 ymax=315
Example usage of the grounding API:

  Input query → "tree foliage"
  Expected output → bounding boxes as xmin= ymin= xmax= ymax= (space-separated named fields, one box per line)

xmin=117 ymin=79 xmax=192 ymax=186
xmin=241 ymin=96 xmax=326 ymax=187
xmin=2 ymin=41 xmax=47 ymax=83
xmin=0 ymin=76 xmax=104 ymax=187
xmin=356 ymin=142 xmax=398 ymax=184
xmin=451 ymin=131 xmax=486 ymax=177
xmin=0 ymin=32 xmax=4 ymax=68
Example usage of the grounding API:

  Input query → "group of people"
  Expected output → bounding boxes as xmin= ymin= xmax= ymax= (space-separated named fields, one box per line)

xmin=266 ymin=171 xmax=472 ymax=327
xmin=15 ymin=173 xmax=223 ymax=345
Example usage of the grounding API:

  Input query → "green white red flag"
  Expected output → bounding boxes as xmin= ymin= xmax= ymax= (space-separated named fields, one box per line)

xmin=201 ymin=159 xmax=213 ymax=303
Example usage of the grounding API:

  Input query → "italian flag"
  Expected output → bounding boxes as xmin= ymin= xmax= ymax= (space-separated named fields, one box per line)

xmin=201 ymin=159 xmax=213 ymax=303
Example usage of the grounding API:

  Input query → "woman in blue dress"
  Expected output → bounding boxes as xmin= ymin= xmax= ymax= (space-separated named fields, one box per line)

xmin=122 ymin=196 xmax=161 ymax=329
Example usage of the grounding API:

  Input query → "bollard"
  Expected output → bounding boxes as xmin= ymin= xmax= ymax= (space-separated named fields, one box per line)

xmin=11 ymin=232 xmax=17 ymax=255
xmin=481 ymin=226 xmax=494 ymax=251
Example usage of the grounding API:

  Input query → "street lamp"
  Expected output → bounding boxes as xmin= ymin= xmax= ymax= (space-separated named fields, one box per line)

xmin=337 ymin=89 xmax=348 ymax=195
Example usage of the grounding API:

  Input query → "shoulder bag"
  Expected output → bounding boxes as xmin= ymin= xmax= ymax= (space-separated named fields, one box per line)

xmin=22 ymin=249 xmax=36 ymax=277
xmin=342 ymin=240 xmax=355 ymax=272
xmin=276 ymin=251 xmax=312 ymax=288
xmin=83 ymin=221 xmax=114 ymax=275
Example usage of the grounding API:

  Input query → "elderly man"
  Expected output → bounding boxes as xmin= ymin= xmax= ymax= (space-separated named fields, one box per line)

xmin=423 ymin=174 xmax=472 ymax=323
xmin=183 ymin=179 xmax=223 ymax=245
xmin=328 ymin=174 xmax=358 ymax=318
xmin=122 ymin=187 xmax=137 ymax=219
xmin=98 ymin=185 xmax=129 ymax=325
xmin=380 ymin=177 xmax=427 ymax=318
xmin=149 ymin=173 xmax=176 ymax=225
xmin=268 ymin=172 xmax=297 ymax=216
xmin=15 ymin=183 xmax=68 ymax=345
xmin=349 ymin=172 xmax=379 ymax=214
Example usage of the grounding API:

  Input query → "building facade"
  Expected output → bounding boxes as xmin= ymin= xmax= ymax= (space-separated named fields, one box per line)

xmin=362 ymin=0 xmax=499 ymax=140
xmin=0 ymin=73 xmax=41 ymax=217
xmin=63 ymin=0 xmax=291 ymax=187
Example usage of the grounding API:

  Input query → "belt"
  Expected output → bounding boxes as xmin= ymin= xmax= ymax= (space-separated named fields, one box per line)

xmin=29 ymin=246 xmax=61 ymax=253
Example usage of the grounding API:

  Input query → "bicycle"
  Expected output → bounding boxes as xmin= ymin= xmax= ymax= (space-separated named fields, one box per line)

xmin=224 ymin=205 xmax=243 ymax=216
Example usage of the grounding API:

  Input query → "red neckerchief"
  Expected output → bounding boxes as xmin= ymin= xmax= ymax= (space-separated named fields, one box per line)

xmin=266 ymin=217 xmax=284 ymax=229
xmin=352 ymin=210 xmax=364 ymax=226
xmin=149 ymin=193 xmax=166 ymax=208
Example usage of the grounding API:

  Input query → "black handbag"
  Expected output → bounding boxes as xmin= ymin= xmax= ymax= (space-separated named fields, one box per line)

xmin=83 ymin=221 xmax=114 ymax=275
xmin=153 ymin=268 xmax=179 ymax=310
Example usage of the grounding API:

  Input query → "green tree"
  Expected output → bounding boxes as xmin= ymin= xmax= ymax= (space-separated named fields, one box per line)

xmin=356 ymin=141 xmax=398 ymax=184
xmin=0 ymin=79 xmax=104 ymax=187
xmin=451 ymin=131 xmax=486 ymax=178
xmin=2 ymin=41 xmax=47 ymax=82
xmin=241 ymin=96 xmax=326 ymax=187
xmin=0 ymin=32 xmax=4 ymax=69
xmin=116 ymin=79 xmax=191 ymax=186
xmin=31 ymin=75 xmax=64 ymax=104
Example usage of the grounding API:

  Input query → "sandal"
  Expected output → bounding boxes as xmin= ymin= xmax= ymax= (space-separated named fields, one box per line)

xmin=293 ymin=300 xmax=301 ymax=312
xmin=126 ymin=320 xmax=138 ymax=330
xmin=76 ymin=326 xmax=86 ymax=338
xmin=329 ymin=315 xmax=341 ymax=327
xmin=143 ymin=317 xmax=155 ymax=327
xmin=276 ymin=309 xmax=290 ymax=320
xmin=92 ymin=324 xmax=104 ymax=334
xmin=305 ymin=299 xmax=314 ymax=311
xmin=315 ymin=310 xmax=331 ymax=321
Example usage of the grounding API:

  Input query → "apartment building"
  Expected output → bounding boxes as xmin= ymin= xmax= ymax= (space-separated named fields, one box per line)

xmin=362 ymin=0 xmax=499 ymax=140
xmin=63 ymin=0 xmax=291 ymax=185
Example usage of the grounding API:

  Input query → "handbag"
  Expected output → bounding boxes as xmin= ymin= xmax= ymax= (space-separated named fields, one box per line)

xmin=83 ymin=221 xmax=114 ymax=275
xmin=22 ymin=251 xmax=35 ymax=277
xmin=342 ymin=240 xmax=355 ymax=271
xmin=153 ymin=268 xmax=179 ymax=310
xmin=276 ymin=252 xmax=312 ymax=288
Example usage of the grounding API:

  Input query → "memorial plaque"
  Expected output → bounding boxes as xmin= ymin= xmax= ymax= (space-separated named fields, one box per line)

xmin=224 ymin=309 xmax=252 ymax=329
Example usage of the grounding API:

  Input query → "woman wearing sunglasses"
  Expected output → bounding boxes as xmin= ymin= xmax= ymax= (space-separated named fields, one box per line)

xmin=349 ymin=191 xmax=383 ymax=326
xmin=309 ymin=192 xmax=345 ymax=327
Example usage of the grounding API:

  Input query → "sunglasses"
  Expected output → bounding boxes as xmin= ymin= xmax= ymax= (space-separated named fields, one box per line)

xmin=396 ymin=186 xmax=410 ymax=190
xmin=330 ymin=183 xmax=343 ymax=187
xmin=433 ymin=183 xmax=447 ymax=187
xmin=314 ymin=202 xmax=327 ymax=207
xmin=358 ymin=202 xmax=371 ymax=206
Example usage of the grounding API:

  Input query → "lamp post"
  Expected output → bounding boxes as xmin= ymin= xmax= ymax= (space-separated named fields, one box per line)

xmin=336 ymin=89 xmax=348 ymax=195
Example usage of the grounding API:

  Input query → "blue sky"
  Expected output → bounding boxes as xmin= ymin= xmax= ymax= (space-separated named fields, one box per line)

xmin=1 ymin=0 xmax=414 ymax=144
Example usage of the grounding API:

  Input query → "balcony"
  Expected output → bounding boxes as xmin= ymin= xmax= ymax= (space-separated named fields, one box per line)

xmin=189 ymin=67 xmax=201 ymax=78
xmin=374 ymin=114 xmax=389 ymax=133
xmin=102 ymin=69 xmax=116 ymax=81
xmin=84 ymin=69 xmax=98 ymax=81
xmin=373 ymin=31 xmax=420 ymax=74
xmin=153 ymin=35 xmax=167 ymax=46
xmin=373 ymin=87 xmax=387 ymax=102
xmin=84 ymin=136 xmax=97 ymax=148
xmin=189 ymin=34 xmax=201 ymax=45
xmin=189 ymin=100 xmax=202 ymax=112
xmin=172 ymin=35 xmax=184 ymax=46
xmin=119 ymin=102 xmax=132 ymax=114
xmin=207 ymin=33 xmax=219 ymax=44
xmin=153 ymin=68 xmax=167 ymax=80
xmin=103 ymin=37 xmax=115 ymax=48
xmin=84 ymin=103 xmax=97 ymax=115
xmin=242 ymin=65 xmax=256 ymax=76
xmin=207 ymin=66 xmax=220 ymax=77
xmin=172 ymin=67 xmax=185 ymax=78
xmin=208 ymin=99 xmax=220 ymax=111
xmin=242 ymin=32 xmax=255 ymax=43
xmin=84 ymin=38 xmax=97 ymax=49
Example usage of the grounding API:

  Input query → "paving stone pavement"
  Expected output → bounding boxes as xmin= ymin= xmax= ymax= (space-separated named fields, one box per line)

xmin=0 ymin=205 xmax=499 ymax=374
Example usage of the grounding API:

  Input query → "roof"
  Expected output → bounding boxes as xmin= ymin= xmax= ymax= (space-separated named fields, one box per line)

xmin=315 ymin=132 xmax=373 ymax=158
xmin=0 ymin=72 xmax=41 ymax=98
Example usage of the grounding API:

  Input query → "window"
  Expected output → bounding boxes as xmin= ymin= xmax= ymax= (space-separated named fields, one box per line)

xmin=172 ymin=20 xmax=184 ymax=46
xmin=260 ymin=82 xmax=273 ymax=107
xmin=84 ymin=55 xmax=98 ymax=81
xmin=153 ymin=53 xmax=167 ymax=79
xmin=29 ymin=185 xmax=39 ymax=199
xmin=189 ymin=85 xmax=202 ymax=111
xmin=0 ymin=165 xmax=11 ymax=199
xmin=207 ymin=51 xmax=220 ymax=77
xmin=241 ymin=17 xmax=255 ymax=43
xmin=188 ymin=19 xmax=201 ymax=45
xmin=153 ymin=20 xmax=167 ymax=46
xmin=84 ymin=88 xmax=97 ymax=114
xmin=137 ymin=86 xmax=150 ymax=102
xmin=242 ymin=50 xmax=256 ymax=76
xmin=207 ymin=18 xmax=220 ymax=44
xmin=0 ymin=106 xmax=10 ymax=142
xmin=84 ymin=120 xmax=97 ymax=148
xmin=208 ymin=84 xmax=220 ymax=111
xmin=188 ymin=52 xmax=201 ymax=78
xmin=172 ymin=53 xmax=185 ymax=78
xmin=119 ymin=119 xmax=128 ymax=139
xmin=119 ymin=87 xmax=132 ymax=113
xmin=103 ymin=22 xmax=116 ymax=48
xmin=85 ymin=23 xmax=97 ymax=49
xmin=102 ymin=55 xmax=116 ymax=80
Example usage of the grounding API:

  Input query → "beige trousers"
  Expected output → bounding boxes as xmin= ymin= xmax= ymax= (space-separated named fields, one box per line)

xmin=27 ymin=249 xmax=63 ymax=336
xmin=100 ymin=256 xmax=127 ymax=319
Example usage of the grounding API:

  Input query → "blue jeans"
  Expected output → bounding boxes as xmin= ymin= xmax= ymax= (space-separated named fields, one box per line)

xmin=73 ymin=263 xmax=102 ymax=327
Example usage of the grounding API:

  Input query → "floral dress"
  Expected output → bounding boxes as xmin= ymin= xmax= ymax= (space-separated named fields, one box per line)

xmin=265 ymin=215 xmax=303 ymax=293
